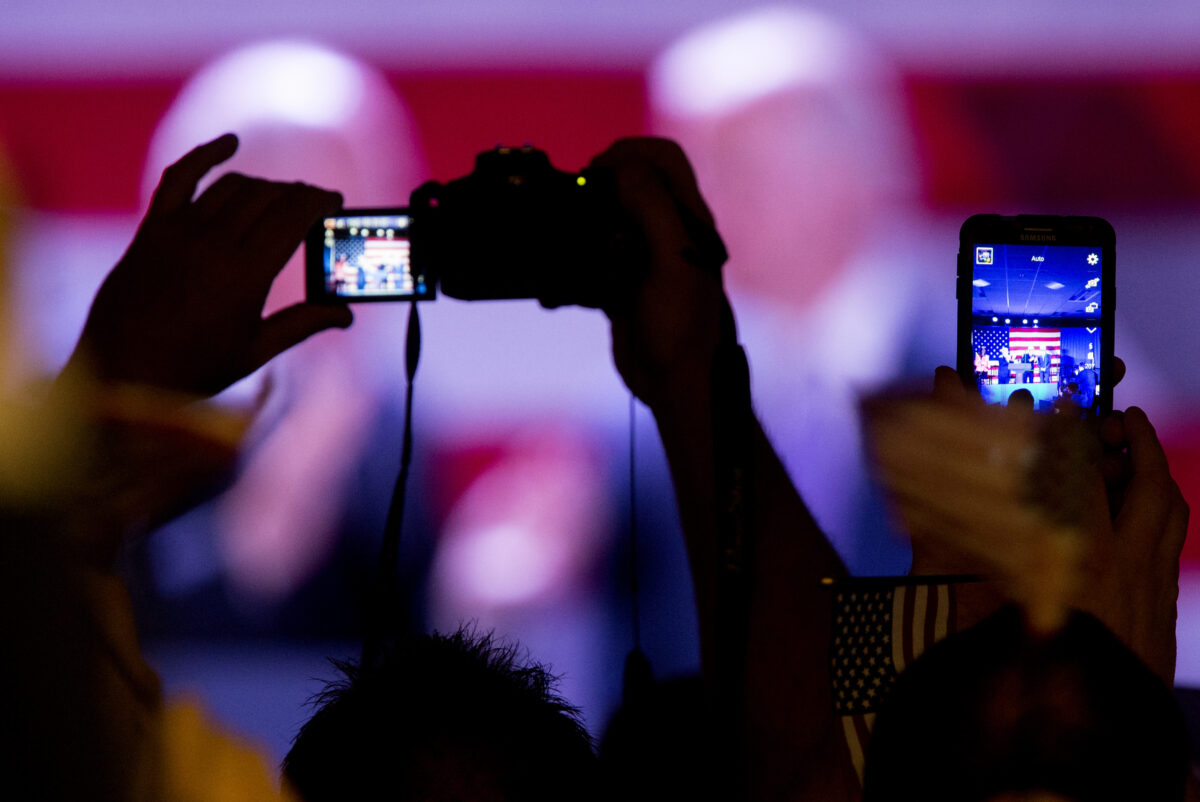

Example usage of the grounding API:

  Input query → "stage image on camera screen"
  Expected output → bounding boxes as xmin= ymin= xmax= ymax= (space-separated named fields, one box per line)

xmin=968 ymin=242 xmax=1104 ymax=416
xmin=319 ymin=214 xmax=427 ymax=299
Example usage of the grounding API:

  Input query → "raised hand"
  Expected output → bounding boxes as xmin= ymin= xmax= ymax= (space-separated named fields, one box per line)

xmin=592 ymin=138 xmax=854 ymax=800
xmin=64 ymin=133 xmax=352 ymax=398
xmin=591 ymin=137 xmax=729 ymax=407
xmin=1077 ymin=405 xmax=1188 ymax=684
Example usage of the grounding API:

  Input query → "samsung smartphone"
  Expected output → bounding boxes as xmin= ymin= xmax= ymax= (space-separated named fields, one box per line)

xmin=956 ymin=215 xmax=1115 ymax=418
xmin=306 ymin=208 xmax=434 ymax=303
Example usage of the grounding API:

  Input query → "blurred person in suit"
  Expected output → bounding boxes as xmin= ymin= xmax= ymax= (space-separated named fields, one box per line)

xmin=649 ymin=6 xmax=947 ymax=575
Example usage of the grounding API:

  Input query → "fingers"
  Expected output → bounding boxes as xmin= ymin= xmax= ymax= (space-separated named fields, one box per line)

xmin=1099 ymin=409 xmax=1125 ymax=449
xmin=193 ymin=176 xmax=340 ymax=287
xmin=593 ymin=137 xmax=714 ymax=225
xmin=241 ymin=183 xmax=342 ymax=276
xmin=148 ymin=138 xmax=342 ymax=283
xmin=1112 ymin=355 xmax=1126 ymax=388
xmin=1124 ymin=406 xmax=1170 ymax=479
xmin=1163 ymin=481 xmax=1190 ymax=560
xmin=82 ymin=135 xmax=352 ymax=397
xmin=1115 ymin=406 xmax=1176 ymax=547
xmin=868 ymin=400 xmax=1032 ymax=502
xmin=197 ymin=176 xmax=336 ymax=246
xmin=190 ymin=172 xmax=257 ymax=225
xmin=147 ymin=133 xmax=239 ymax=220
xmin=204 ymin=178 xmax=288 ymax=240
xmin=932 ymin=365 xmax=965 ymax=403
xmin=597 ymin=148 xmax=710 ymax=331
xmin=603 ymin=155 xmax=693 ymax=267
xmin=592 ymin=137 xmax=726 ymax=278
xmin=1098 ymin=410 xmax=1130 ymax=495
xmin=251 ymin=303 xmax=354 ymax=374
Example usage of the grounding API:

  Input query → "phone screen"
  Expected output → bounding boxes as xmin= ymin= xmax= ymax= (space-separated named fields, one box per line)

xmin=965 ymin=239 xmax=1108 ymax=417
xmin=309 ymin=211 xmax=433 ymax=302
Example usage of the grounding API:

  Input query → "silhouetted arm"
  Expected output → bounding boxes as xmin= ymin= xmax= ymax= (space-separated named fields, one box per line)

xmin=595 ymin=138 xmax=856 ymax=801
xmin=18 ymin=133 xmax=341 ymax=800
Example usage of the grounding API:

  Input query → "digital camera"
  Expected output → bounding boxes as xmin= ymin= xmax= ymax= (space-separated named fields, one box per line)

xmin=306 ymin=145 xmax=643 ymax=309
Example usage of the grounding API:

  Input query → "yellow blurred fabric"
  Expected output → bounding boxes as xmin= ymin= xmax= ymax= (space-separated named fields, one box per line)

xmin=158 ymin=702 xmax=297 ymax=802
xmin=0 ymin=136 xmax=290 ymax=802
xmin=85 ymin=568 xmax=296 ymax=802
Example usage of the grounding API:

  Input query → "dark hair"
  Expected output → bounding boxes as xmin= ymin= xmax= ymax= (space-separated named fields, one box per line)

xmin=862 ymin=605 xmax=1189 ymax=802
xmin=283 ymin=626 xmax=596 ymax=801
xmin=1008 ymin=388 xmax=1034 ymax=409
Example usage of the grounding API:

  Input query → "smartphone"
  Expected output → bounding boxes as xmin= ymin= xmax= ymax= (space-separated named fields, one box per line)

xmin=956 ymin=215 xmax=1115 ymax=418
xmin=306 ymin=208 xmax=434 ymax=303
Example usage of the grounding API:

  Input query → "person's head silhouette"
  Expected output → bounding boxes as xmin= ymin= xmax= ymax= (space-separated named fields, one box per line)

xmin=284 ymin=627 xmax=597 ymax=802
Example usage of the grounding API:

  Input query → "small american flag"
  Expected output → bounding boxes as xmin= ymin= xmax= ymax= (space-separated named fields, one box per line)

xmin=830 ymin=579 xmax=958 ymax=785
xmin=364 ymin=237 xmax=410 ymax=267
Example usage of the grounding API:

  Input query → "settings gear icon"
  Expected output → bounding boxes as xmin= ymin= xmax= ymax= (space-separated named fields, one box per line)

xmin=1087 ymin=253 xmax=1099 ymax=265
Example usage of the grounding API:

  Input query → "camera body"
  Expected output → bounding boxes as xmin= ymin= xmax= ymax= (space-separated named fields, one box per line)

xmin=307 ymin=146 xmax=641 ymax=309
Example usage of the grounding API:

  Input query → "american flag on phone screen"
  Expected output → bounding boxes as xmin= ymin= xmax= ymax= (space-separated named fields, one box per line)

xmin=364 ymin=236 xmax=410 ymax=266
xmin=973 ymin=326 xmax=1061 ymax=384
xmin=830 ymin=579 xmax=958 ymax=785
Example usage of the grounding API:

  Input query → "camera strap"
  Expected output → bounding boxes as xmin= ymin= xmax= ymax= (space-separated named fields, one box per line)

xmin=361 ymin=299 xmax=421 ymax=669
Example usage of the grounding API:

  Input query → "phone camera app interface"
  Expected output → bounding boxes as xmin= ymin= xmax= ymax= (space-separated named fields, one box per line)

xmin=969 ymin=244 xmax=1102 ymax=417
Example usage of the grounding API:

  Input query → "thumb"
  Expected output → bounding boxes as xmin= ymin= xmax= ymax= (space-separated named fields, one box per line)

xmin=251 ymin=303 xmax=353 ymax=372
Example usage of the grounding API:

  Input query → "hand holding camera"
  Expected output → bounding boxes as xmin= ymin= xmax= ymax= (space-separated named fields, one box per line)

xmin=305 ymin=138 xmax=729 ymax=408
xmin=587 ymin=138 xmax=730 ymax=408
xmin=67 ymin=133 xmax=352 ymax=399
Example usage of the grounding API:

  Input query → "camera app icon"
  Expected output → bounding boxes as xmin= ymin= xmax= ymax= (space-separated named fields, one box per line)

xmin=975 ymin=246 xmax=994 ymax=266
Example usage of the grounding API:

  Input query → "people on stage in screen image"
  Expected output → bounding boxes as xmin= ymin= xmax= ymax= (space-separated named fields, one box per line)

xmin=989 ymin=343 xmax=1011 ymax=389
xmin=974 ymin=348 xmax=989 ymax=383
xmin=973 ymin=323 xmax=1106 ymax=413
xmin=1058 ymin=381 xmax=1084 ymax=410
xmin=970 ymin=248 xmax=1106 ymax=415
xmin=1076 ymin=359 xmax=1099 ymax=409
xmin=331 ymin=254 xmax=350 ymax=293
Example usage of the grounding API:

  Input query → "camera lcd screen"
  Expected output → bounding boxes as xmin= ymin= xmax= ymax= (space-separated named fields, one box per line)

xmin=967 ymin=242 xmax=1106 ymax=416
xmin=313 ymin=212 xmax=432 ymax=301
